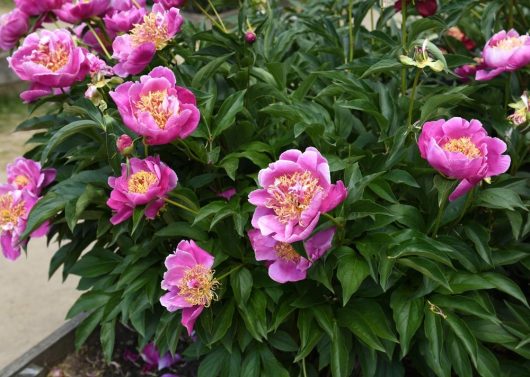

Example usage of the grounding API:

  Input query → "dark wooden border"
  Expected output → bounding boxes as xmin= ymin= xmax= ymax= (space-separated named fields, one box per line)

xmin=0 ymin=314 xmax=86 ymax=377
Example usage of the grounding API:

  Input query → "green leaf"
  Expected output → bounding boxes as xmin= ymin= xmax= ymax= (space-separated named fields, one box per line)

xmin=192 ymin=53 xmax=233 ymax=88
xmin=337 ymin=308 xmax=385 ymax=353
xmin=475 ymin=188 xmax=526 ymax=211
xmin=198 ymin=347 xmax=227 ymax=377
xmin=155 ymin=221 xmax=208 ymax=241
xmin=16 ymin=114 xmax=64 ymax=131
xmin=230 ymin=267 xmax=253 ymax=304
xmin=424 ymin=310 xmax=449 ymax=377
xmin=398 ymin=257 xmax=452 ymax=291
xmin=241 ymin=350 xmax=261 ymax=377
xmin=295 ymin=311 xmax=323 ymax=362
xmin=75 ymin=308 xmax=104 ymax=349
xmin=131 ymin=206 xmax=145 ymax=236
xmin=100 ymin=319 xmax=116 ymax=362
xmin=464 ymin=222 xmax=492 ymax=265
xmin=390 ymin=287 xmax=424 ymax=357
xmin=209 ymin=301 xmax=235 ymax=345
xmin=40 ymin=119 xmax=99 ymax=164
xmin=193 ymin=201 xmax=227 ymax=225
xmin=336 ymin=250 xmax=370 ymax=305
xmin=213 ymin=90 xmax=247 ymax=137
xmin=331 ymin=321 xmax=350 ymax=377
xmin=446 ymin=313 xmax=478 ymax=367
xmin=360 ymin=58 xmax=402 ymax=78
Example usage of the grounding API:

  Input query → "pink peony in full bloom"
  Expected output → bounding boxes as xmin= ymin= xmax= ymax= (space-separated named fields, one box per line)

xmin=418 ymin=117 xmax=511 ymax=201
xmin=0 ymin=9 xmax=30 ymax=51
xmin=160 ymin=240 xmax=219 ymax=335
xmin=111 ymin=4 xmax=183 ymax=77
xmin=107 ymin=156 xmax=177 ymax=224
xmin=0 ymin=186 xmax=50 ymax=260
xmin=14 ymin=0 xmax=66 ymax=16
xmin=104 ymin=0 xmax=147 ymax=33
xmin=109 ymin=67 xmax=200 ymax=145
xmin=7 ymin=157 xmax=56 ymax=196
xmin=8 ymin=29 xmax=89 ymax=90
xmin=248 ymin=227 xmax=335 ymax=283
xmin=248 ymin=147 xmax=347 ymax=243
xmin=116 ymin=134 xmax=134 ymax=155
xmin=395 ymin=0 xmax=437 ymax=17
xmin=476 ymin=29 xmax=530 ymax=81
xmin=153 ymin=0 xmax=186 ymax=9
xmin=54 ymin=0 xmax=110 ymax=24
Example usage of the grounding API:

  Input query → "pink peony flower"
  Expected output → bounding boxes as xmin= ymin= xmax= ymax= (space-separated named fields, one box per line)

xmin=54 ymin=0 xmax=110 ymax=24
xmin=0 ymin=9 xmax=30 ymax=51
xmin=104 ymin=6 xmax=147 ymax=33
xmin=476 ymin=29 xmax=530 ymax=81
xmin=116 ymin=134 xmax=134 ymax=155
xmin=248 ymin=227 xmax=335 ymax=283
xmin=111 ymin=4 xmax=183 ymax=77
xmin=20 ymin=83 xmax=65 ymax=103
xmin=14 ymin=0 xmax=66 ymax=16
xmin=8 ymin=29 xmax=89 ymax=89
xmin=7 ymin=157 xmax=56 ymax=196
xmin=85 ymin=52 xmax=112 ymax=77
xmin=109 ymin=67 xmax=200 ymax=145
xmin=217 ymin=187 xmax=236 ymax=200
xmin=160 ymin=240 xmax=219 ymax=335
xmin=418 ymin=117 xmax=511 ymax=201
xmin=140 ymin=342 xmax=181 ymax=371
xmin=454 ymin=58 xmax=485 ymax=82
xmin=248 ymin=147 xmax=347 ymax=243
xmin=395 ymin=0 xmax=437 ymax=17
xmin=153 ymin=0 xmax=186 ymax=9
xmin=107 ymin=156 xmax=177 ymax=224
xmin=0 ymin=186 xmax=50 ymax=261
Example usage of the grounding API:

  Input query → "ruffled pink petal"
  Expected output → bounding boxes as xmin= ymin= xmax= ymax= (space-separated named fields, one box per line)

xmin=304 ymin=227 xmax=336 ymax=261
xmin=181 ymin=306 xmax=203 ymax=335
xmin=268 ymin=260 xmax=309 ymax=283
xmin=449 ymin=179 xmax=477 ymax=201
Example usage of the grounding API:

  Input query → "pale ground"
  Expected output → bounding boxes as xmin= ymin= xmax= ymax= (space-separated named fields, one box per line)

xmin=0 ymin=111 xmax=79 ymax=369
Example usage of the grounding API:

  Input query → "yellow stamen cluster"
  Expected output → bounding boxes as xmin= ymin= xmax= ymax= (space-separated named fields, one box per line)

xmin=266 ymin=171 xmax=322 ymax=224
xmin=178 ymin=265 xmax=219 ymax=307
xmin=13 ymin=175 xmax=29 ymax=188
xmin=135 ymin=90 xmax=171 ymax=129
xmin=442 ymin=137 xmax=481 ymax=159
xmin=274 ymin=242 xmax=301 ymax=263
xmin=130 ymin=13 xmax=169 ymax=49
xmin=0 ymin=193 xmax=26 ymax=227
xmin=33 ymin=44 xmax=69 ymax=72
xmin=127 ymin=171 xmax=158 ymax=194
xmin=495 ymin=36 xmax=526 ymax=50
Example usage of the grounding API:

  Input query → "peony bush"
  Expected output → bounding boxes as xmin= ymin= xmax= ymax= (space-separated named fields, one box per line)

xmin=2 ymin=0 xmax=530 ymax=376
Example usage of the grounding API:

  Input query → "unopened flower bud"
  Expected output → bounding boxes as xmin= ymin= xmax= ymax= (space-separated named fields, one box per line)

xmin=116 ymin=134 xmax=134 ymax=156
xmin=245 ymin=31 xmax=256 ymax=44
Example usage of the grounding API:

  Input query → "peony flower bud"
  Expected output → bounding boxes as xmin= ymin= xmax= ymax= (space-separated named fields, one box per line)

xmin=245 ymin=31 xmax=256 ymax=44
xmin=116 ymin=134 xmax=134 ymax=155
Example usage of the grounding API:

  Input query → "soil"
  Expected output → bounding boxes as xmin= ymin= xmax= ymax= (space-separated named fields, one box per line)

xmin=47 ymin=326 xmax=198 ymax=377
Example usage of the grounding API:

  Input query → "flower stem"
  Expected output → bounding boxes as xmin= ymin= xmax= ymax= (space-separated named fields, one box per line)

xmin=400 ymin=0 xmax=408 ymax=95
xmin=207 ymin=0 xmax=227 ymax=33
xmin=86 ymin=23 xmax=112 ymax=60
xmin=216 ymin=264 xmax=243 ymax=281
xmin=322 ymin=212 xmax=343 ymax=228
xmin=192 ymin=0 xmax=224 ymax=30
xmin=302 ymin=358 xmax=308 ymax=377
xmin=452 ymin=187 xmax=475 ymax=226
xmin=407 ymin=69 xmax=421 ymax=129
xmin=430 ymin=184 xmax=453 ymax=237
xmin=508 ymin=0 xmax=514 ymax=29
xmin=163 ymin=197 xmax=199 ymax=214
xmin=348 ymin=0 xmax=354 ymax=62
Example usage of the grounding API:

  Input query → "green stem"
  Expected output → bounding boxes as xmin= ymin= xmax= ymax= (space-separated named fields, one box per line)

xmin=207 ymin=0 xmax=228 ymax=32
xmin=322 ymin=213 xmax=343 ymax=228
xmin=400 ymin=0 xmax=408 ymax=95
xmin=216 ymin=264 xmax=243 ymax=281
xmin=192 ymin=0 xmax=224 ymax=30
xmin=407 ymin=69 xmax=421 ymax=129
xmin=302 ymin=358 xmax=308 ymax=377
xmin=143 ymin=140 xmax=148 ymax=157
xmin=348 ymin=0 xmax=354 ymax=62
xmin=505 ymin=72 xmax=512 ymax=111
xmin=163 ymin=197 xmax=199 ymax=214
xmin=86 ymin=23 xmax=112 ymax=60
xmin=452 ymin=187 xmax=475 ymax=226
xmin=430 ymin=184 xmax=453 ymax=237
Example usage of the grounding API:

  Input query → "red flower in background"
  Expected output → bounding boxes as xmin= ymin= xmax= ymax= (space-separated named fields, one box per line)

xmin=394 ymin=0 xmax=437 ymax=17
